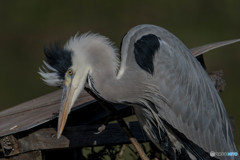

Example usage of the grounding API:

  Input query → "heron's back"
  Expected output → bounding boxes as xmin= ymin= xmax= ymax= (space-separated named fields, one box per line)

xmin=120 ymin=24 xmax=238 ymax=159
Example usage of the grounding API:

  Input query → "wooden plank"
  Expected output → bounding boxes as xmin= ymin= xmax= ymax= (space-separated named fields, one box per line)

xmin=3 ymin=121 xmax=148 ymax=156
xmin=18 ymin=128 xmax=70 ymax=153
xmin=0 ymin=90 xmax=94 ymax=137
xmin=0 ymin=151 xmax=42 ymax=160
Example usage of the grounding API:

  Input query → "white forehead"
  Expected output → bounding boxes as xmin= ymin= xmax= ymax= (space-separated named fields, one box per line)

xmin=63 ymin=32 xmax=119 ymax=72
xmin=64 ymin=32 xmax=114 ymax=54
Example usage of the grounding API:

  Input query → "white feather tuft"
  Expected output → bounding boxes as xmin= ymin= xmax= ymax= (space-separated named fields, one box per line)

xmin=38 ymin=61 xmax=63 ymax=86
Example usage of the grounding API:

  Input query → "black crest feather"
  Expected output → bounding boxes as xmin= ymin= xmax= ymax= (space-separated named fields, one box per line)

xmin=44 ymin=43 xmax=72 ymax=79
xmin=134 ymin=34 xmax=160 ymax=75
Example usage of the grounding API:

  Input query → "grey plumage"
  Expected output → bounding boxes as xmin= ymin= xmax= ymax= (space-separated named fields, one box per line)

xmin=39 ymin=24 xmax=240 ymax=160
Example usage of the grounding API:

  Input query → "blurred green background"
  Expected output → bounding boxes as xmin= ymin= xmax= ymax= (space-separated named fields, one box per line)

xmin=0 ymin=0 xmax=239 ymax=151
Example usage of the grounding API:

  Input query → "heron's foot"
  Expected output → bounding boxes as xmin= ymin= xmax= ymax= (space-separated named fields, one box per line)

xmin=94 ymin=124 xmax=106 ymax=134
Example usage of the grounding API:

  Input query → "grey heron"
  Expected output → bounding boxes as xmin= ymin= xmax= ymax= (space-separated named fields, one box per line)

xmin=39 ymin=24 xmax=240 ymax=160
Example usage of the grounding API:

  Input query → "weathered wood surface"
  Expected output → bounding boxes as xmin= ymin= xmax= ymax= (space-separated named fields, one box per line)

xmin=0 ymin=122 xmax=148 ymax=157
xmin=0 ymin=151 xmax=42 ymax=160
xmin=0 ymin=90 xmax=94 ymax=137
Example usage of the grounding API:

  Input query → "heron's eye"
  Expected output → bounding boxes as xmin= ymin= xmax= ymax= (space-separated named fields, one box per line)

xmin=67 ymin=69 xmax=73 ymax=76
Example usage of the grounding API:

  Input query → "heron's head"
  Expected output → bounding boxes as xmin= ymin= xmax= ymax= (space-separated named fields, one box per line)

xmin=39 ymin=33 xmax=118 ymax=138
xmin=39 ymin=35 xmax=93 ymax=138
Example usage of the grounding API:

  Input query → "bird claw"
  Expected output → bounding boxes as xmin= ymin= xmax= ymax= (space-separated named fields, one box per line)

xmin=94 ymin=124 xmax=106 ymax=134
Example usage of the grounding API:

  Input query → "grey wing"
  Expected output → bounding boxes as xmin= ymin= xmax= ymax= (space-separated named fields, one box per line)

xmin=119 ymin=24 xmax=238 ymax=158
xmin=152 ymin=31 xmax=237 ymax=153
xmin=118 ymin=24 xmax=240 ymax=79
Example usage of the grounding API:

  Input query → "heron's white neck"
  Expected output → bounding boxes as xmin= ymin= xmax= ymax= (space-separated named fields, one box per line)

xmin=65 ymin=33 xmax=129 ymax=101
xmin=66 ymin=33 xmax=145 ymax=103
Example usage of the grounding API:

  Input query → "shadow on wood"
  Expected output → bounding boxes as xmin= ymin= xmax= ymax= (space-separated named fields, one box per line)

xmin=0 ymin=90 xmax=149 ymax=160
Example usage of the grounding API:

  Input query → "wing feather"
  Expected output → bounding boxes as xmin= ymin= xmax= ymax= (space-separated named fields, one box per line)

xmin=119 ymin=24 xmax=238 ymax=158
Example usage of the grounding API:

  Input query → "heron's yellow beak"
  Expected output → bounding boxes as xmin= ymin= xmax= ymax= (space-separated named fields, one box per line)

xmin=57 ymin=77 xmax=75 ymax=139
